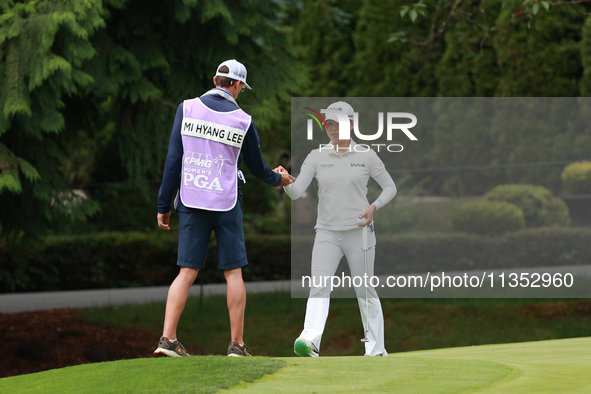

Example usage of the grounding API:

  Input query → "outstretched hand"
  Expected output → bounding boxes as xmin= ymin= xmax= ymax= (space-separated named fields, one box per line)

xmin=273 ymin=166 xmax=295 ymax=187
xmin=357 ymin=204 xmax=376 ymax=227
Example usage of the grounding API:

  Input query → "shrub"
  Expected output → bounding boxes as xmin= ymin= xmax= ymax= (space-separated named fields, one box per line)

xmin=484 ymin=184 xmax=570 ymax=227
xmin=292 ymin=228 xmax=591 ymax=276
xmin=4 ymin=228 xmax=591 ymax=293
xmin=372 ymin=227 xmax=591 ymax=275
xmin=561 ymin=161 xmax=591 ymax=194
xmin=452 ymin=201 xmax=526 ymax=235
xmin=0 ymin=232 xmax=290 ymax=293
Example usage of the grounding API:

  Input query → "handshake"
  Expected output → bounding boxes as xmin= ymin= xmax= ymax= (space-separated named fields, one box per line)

xmin=273 ymin=166 xmax=295 ymax=187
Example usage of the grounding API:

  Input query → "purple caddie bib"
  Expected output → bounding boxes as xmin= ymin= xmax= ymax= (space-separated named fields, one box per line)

xmin=177 ymin=97 xmax=251 ymax=211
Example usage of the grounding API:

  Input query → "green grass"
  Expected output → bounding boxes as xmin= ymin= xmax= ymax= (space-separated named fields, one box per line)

xmin=230 ymin=337 xmax=591 ymax=393
xmin=2 ymin=337 xmax=590 ymax=393
xmin=0 ymin=357 xmax=284 ymax=394
xmin=78 ymin=293 xmax=591 ymax=357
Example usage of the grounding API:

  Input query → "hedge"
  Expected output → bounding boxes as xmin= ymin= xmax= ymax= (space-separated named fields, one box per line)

xmin=2 ymin=228 xmax=590 ymax=293
xmin=0 ymin=232 xmax=290 ymax=293
xmin=292 ymin=228 xmax=591 ymax=276
xmin=484 ymin=184 xmax=571 ymax=227
xmin=561 ymin=161 xmax=591 ymax=194
xmin=372 ymin=227 xmax=591 ymax=275
xmin=452 ymin=200 xmax=526 ymax=235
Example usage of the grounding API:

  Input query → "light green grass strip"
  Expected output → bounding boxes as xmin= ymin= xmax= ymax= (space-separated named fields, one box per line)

xmin=404 ymin=336 xmax=591 ymax=393
xmin=226 ymin=356 xmax=512 ymax=393
xmin=0 ymin=356 xmax=284 ymax=394
xmin=226 ymin=337 xmax=591 ymax=393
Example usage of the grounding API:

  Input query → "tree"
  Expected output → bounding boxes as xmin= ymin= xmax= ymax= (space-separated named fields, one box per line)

xmin=289 ymin=0 xmax=359 ymax=97
xmin=0 ymin=0 xmax=307 ymax=242
xmin=351 ymin=0 xmax=444 ymax=97
xmin=289 ymin=0 xmax=591 ymax=196
xmin=0 ymin=0 xmax=105 ymax=242
xmin=394 ymin=0 xmax=591 ymax=51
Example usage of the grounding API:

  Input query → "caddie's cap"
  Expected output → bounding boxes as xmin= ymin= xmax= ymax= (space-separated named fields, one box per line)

xmin=324 ymin=101 xmax=355 ymax=122
xmin=215 ymin=59 xmax=252 ymax=90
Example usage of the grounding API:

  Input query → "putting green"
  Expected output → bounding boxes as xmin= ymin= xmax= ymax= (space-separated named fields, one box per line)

xmin=1 ymin=337 xmax=590 ymax=393
xmin=227 ymin=337 xmax=591 ymax=393
xmin=227 ymin=356 xmax=514 ymax=393
xmin=404 ymin=337 xmax=591 ymax=393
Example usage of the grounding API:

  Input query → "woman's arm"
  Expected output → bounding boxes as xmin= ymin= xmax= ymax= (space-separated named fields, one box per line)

xmin=371 ymin=170 xmax=397 ymax=210
xmin=357 ymin=170 xmax=397 ymax=226
xmin=283 ymin=171 xmax=314 ymax=200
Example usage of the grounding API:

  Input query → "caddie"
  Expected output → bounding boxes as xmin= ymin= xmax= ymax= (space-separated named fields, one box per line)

xmin=154 ymin=59 xmax=292 ymax=358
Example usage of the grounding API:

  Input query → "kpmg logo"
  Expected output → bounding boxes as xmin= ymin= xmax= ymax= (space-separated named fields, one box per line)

xmin=182 ymin=152 xmax=223 ymax=192
xmin=303 ymin=106 xmax=417 ymax=153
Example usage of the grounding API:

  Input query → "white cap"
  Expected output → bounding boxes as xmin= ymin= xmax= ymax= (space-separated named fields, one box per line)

xmin=215 ymin=59 xmax=252 ymax=90
xmin=324 ymin=101 xmax=355 ymax=122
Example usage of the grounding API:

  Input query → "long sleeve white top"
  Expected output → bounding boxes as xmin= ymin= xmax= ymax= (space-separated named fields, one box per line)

xmin=284 ymin=142 xmax=397 ymax=230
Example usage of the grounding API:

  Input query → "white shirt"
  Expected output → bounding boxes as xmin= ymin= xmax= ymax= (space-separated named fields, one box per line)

xmin=286 ymin=141 xmax=396 ymax=231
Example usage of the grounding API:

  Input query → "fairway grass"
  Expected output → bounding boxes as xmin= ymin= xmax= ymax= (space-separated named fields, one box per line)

xmin=2 ymin=337 xmax=590 ymax=393
xmin=0 ymin=357 xmax=284 ymax=394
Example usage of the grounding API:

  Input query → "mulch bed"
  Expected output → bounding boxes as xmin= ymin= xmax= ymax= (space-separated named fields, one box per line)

xmin=0 ymin=308 xmax=169 ymax=378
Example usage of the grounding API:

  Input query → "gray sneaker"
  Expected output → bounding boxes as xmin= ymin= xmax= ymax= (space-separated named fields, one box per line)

xmin=294 ymin=337 xmax=319 ymax=357
xmin=227 ymin=342 xmax=252 ymax=357
xmin=153 ymin=337 xmax=189 ymax=357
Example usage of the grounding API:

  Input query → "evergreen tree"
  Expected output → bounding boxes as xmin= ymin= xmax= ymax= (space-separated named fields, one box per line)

xmin=0 ymin=0 xmax=105 ymax=241
xmin=493 ymin=3 xmax=585 ymax=97
xmin=350 ymin=0 xmax=443 ymax=97
xmin=289 ymin=0 xmax=358 ymax=97
xmin=581 ymin=15 xmax=591 ymax=96
xmin=0 ymin=0 xmax=306 ymax=242
xmin=436 ymin=0 xmax=503 ymax=97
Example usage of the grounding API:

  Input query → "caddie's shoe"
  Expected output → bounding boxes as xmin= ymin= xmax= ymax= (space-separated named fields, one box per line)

xmin=153 ymin=337 xmax=189 ymax=357
xmin=294 ymin=337 xmax=319 ymax=357
xmin=227 ymin=342 xmax=252 ymax=357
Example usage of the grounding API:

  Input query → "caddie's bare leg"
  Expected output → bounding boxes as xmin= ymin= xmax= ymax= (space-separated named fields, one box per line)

xmin=162 ymin=267 xmax=198 ymax=340
xmin=224 ymin=267 xmax=246 ymax=344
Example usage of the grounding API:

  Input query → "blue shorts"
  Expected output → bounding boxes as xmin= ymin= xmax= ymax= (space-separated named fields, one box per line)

xmin=177 ymin=202 xmax=248 ymax=270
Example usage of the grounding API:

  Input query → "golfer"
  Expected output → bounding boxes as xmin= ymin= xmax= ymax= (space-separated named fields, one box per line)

xmin=282 ymin=101 xmax=396 ymax=357
xmin=154 ymin=59 xmax=292 ymax=358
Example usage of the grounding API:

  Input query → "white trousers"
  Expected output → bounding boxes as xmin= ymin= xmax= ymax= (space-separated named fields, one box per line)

xmin=299 ymin=227 xmax=386 ymax=356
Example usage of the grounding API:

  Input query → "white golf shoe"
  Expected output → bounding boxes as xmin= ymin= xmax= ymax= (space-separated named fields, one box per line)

xmin=294 ymin=337 xmax=319 ymax=357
